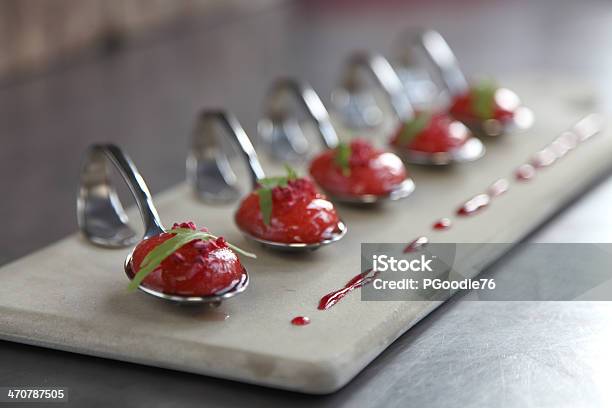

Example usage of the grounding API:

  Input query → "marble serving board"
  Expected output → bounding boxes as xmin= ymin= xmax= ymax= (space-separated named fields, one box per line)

xmin=0 ymin=76 xmax=611 ymax=394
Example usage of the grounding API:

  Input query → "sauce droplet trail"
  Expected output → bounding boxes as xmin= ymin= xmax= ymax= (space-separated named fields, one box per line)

xmin=404 ymin=236 xmax=429 ymax=253
xmin=457 ymin=193 xmax=490 ymax=216
xmin=432 ymin=218 xmax=452 ymax=230
xmin=318 ymin=269 xmax=379 ymax=310
xmin=515 ymin=164 xmax=535 ymax=181
xmin=487 ymin=178 xmax=509 ymax=197
xmin=291 ymin=316 xmax=310 ymax=326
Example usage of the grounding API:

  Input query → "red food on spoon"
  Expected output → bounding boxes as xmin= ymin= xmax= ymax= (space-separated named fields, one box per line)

xmin=309 ymin=139 xmax=407 ymax=197
xmin=235 ymin=168 xmax=341 ymax=244
xmin=128 ymin=222 xmax=246 ymax=297
xmin=391 ymin=112 xmax=470 ymax=153
xmin=449 ymin=80 xmax=519 ymax=125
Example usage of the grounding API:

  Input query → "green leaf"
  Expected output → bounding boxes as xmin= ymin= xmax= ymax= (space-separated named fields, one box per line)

xmin=284 ymin=164 xmax=298 ymax=181
xmin=128 ymin=230 xmax=256 ymax=292
xmin=258 ymin=176 xmax=286 ymax=188
xmin=397 ymin=112 xmax=431 ymax=146
xmin=471 ymin=80 xmax=497 ymax=120
xmin=257 ymin=188 xmax=273 ymax=226
xmin=255 ymin=165 xmax=299 ymax=225
xmin=334 ymin=142 xmax=352 ymax=176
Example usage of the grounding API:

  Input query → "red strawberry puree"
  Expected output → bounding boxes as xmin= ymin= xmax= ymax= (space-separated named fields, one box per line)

xmin=235 ymin=178 xmax=341 ymax=244
xmin=128 ymin=222 xmax=245 ymax=297
xmin=391 ymin=113 xmax=470 ymax=154
xmin=309 ymin=139 xmax=407 ymax=197
xmin=450 ymin=87 xmax=518 ymax=124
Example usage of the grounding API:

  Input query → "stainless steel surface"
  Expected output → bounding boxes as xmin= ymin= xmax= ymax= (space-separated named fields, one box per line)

xmin=333 ymin=52 xmax=414 ymax=129
xmin=396 ymin=136 xmax=485 ymax=166
xmin=188 ymin=110 xmax=265 ymax=204
xmin=242 ymin=219 xmax=347 ymax=252
xmin=258 ymin=78 xmax=339 ymax=160
xmin=462 ymin=105 xmax=535 ymax=137
xmin=79 ymin=143 xmax=249 ymax=305
xmin=77 ymin=144 xmax=165 ymax=247
xmin=319 ymin=178 xmax=415 ymax=205
xmin=411 ymin=29 xmax=470 ymax=97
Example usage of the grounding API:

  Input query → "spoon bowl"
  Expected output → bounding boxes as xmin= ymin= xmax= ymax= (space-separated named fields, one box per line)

xmin=461 ymin=106 xmax=535 ymax=137
xmin=240 ymin=220 xmax=348 ymax=252
xmin=322 ymin=178 xmax=416 ymax=205
xmin=396 ymin=137 xmax=485 ymax=166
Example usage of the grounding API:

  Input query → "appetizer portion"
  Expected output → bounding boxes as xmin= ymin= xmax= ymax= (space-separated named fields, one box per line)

xmin=391 ymin=111 xmax=471 ymax=154
xmin=449 ymin=80 xmax=520 ymax=128
xmin=127 ymin=222 xmax=252 ymax=297
xmin=235 ymin=167 xmax=342 ymax=244
xmin=309 ymin=139 xmax=408 ymax=198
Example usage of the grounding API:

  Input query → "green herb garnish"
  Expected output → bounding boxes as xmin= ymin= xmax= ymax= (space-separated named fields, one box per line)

xmin=334 ymin=142 xmax=352 ymax=176
xmin=471 ymin=79 xmax=497 ymax=120
xmin=396 ymin=112 xmax=432 ymax=146
xmin=256 ymin=165 xmax=299 ymax=226
xmin=128 ymin=228 xmax=256 ymax=292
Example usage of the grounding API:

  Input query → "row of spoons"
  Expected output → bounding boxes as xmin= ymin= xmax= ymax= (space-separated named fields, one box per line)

xmin=76 ymin=29 xmax=534 ymax=305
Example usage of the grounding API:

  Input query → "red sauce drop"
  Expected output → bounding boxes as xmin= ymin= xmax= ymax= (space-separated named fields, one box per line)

xmin=432 ymin=218 xmax=452 ymax=230
xmin=531 ymin=148 xmax=556 ymax=168
xmin=557 ymin=131 xmax=579 ymax=150
xmin=403 ymin=236 xmax=429 ymax=253
xmin=457 ymin=193 xmax=490 ymax=216
xmin=291 ymin=316 xmax=310 ymax=326
xmin=487 ymin=178 xmax=509 ymax=197
xmin=515 ymin=164 xmax=536 ymax=181
xmin=318 ymin=268 xmax=379 ymax=310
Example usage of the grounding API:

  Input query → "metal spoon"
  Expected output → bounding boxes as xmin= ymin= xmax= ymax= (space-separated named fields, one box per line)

xmin=259 ymin=78 xmax=415 ymax=203
xmin=333 ymin=51 xmax=484 ymax=165
xmin=77 ymin=143 xmax=248 ymax=304
xmin=332 ymin=51 xmax=415 ymax=129
xmin=404 ymin=29 xmax=534 ymax=136
xmin=190 ymin=110 xmax=347 ymax=251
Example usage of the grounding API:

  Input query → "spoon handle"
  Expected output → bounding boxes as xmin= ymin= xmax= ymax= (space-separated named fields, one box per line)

xmin=264 ymin=78 xmax=339 ymax=150
xmin=77 ymin=144 xmax=165 ymax=247
xmin=189 ymin=110 xmax=265 ymax=200
xmin=340 ymin=52 xmax=415 ymax=121
xmin=413 ymin=29 xmax=469 ymax=97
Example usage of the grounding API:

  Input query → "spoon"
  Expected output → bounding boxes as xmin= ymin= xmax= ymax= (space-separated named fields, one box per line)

xmin=333 ymin=52 xmax=484 ymax=165
xmin=260 ymin=78 xmax=415 ymax=203
xmin=190 ymin=110 xmax=347 ymax=251
xmin=332 ymin=52 xmax=415 ymax=129
xmin=404 ymin=29 xmax=534 ymax=136
xmin=77 ymin=143 xmax=248 ymax=304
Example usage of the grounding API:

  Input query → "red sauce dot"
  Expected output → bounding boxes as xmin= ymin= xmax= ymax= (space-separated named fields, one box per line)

xmin=531 ymin=148 xmax=556 ymax=168
xmin=457 ymin=193 xmax=490 ymax=216
xmin=403 ymin=236 xmax=429 ymax=253
xmin=291 ymin=316 xmax=310 ymax=326
xmin=432 ymin=218 xmax=452 ymax=230
xmin=488 ymin=178 xmax=509 ymax=197
xmin=515 ymin=164 xmax=536 ymax=181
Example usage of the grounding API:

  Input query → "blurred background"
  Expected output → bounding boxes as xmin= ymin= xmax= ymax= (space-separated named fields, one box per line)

xmin=1 ymin=0 xmax=611 ymax=263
